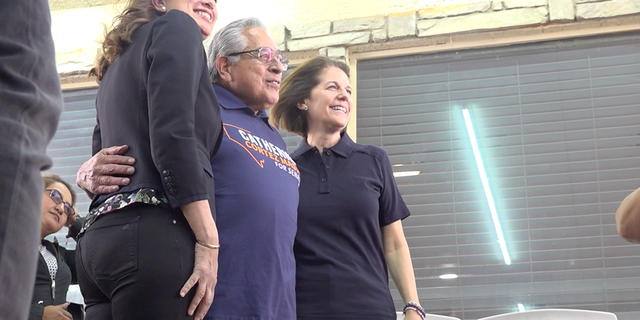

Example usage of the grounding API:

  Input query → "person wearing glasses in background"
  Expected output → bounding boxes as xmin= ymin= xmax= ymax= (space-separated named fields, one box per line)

xmin=31 ymin=174 xmax=84 ymax=320
xmin=76 ymin=18 xmax=299 ymax=320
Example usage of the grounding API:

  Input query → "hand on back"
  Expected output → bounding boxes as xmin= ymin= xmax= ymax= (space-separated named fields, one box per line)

xmin=76 ymin=145 xmax=135 ymax=197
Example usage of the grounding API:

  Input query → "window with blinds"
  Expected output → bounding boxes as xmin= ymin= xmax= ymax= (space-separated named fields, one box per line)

xmin=44 ymin=88 xmax=96 ymax=246
xmin=357 ymin=33 xmax=640 ymax=320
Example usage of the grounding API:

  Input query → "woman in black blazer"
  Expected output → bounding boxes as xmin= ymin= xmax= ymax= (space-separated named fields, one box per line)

xmin=75 ymin=0 xmax=223 ymax=319
xmin=30 ymin=174 xmax=82 ymax=320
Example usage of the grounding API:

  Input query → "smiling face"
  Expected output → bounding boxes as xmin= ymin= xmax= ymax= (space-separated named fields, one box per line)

xmin=224 ymin=27 xmax=283 ymax=113
xmin=163 ymin=0 xmax=218 ymax=40
xmin=40 ymin=182 xmax=73 ymax=238
xmin=303 ymin=67 xmax=352 ymax=135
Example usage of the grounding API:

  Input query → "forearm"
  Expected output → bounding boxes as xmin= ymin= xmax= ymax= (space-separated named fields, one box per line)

xmin=383 ymin=221 xmax=420 ymax=304
xmin=616 ymin=187 xmax=640 ymax=243
xmin=180 ymin=200 xmax=218 ymax=245
xmin=386 ymin=242 xmax=420 ymax=304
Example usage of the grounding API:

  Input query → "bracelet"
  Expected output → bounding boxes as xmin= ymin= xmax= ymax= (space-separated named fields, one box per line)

xmin=403 ymin=301 xmax=426 ymax=319
xmin=195 ymin=240 xmax=220 ymax=249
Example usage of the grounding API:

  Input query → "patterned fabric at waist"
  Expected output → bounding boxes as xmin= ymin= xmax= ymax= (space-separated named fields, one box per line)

xmin=76 ymin=188 xmax=170 ymax=239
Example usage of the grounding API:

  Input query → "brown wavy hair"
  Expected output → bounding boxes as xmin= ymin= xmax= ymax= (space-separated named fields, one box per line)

xmin=89 ymin=0 xmax=161 ymax=82
xmin=270 ymin=56 xmax=350 ymax=137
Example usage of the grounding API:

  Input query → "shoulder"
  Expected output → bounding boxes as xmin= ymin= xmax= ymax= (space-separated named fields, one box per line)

xmin=352 ymin=143 xmax=389 ymax=161
xmin=151 ymin=10 xmax=200 ymax=38
xmin=157 ymin=10 xmax=196 ymax=25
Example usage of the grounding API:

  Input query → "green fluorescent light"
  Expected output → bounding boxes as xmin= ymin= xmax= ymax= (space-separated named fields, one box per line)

xmin=462 ymin=108 xmax=511 ymax=265
xmin=518 ymin=304 xmax=526 ymax=312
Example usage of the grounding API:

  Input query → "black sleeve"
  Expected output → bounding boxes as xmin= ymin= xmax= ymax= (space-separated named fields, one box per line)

xmin=29 ymin=303 xmax=44 ymax=320
xmin=91 ymin=121 xmax=101 ymax=157
xmin=375 ymin=147 xmax=411 ymax=226
xmin=146 ymin=10 xmax=211 ymax=208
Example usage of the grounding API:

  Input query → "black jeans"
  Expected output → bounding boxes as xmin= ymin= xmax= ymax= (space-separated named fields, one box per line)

xmin=76 ymin=204 xmax=196 ymax=320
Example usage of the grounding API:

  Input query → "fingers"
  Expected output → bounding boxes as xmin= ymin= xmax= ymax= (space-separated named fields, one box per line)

xmin=185 ymin=274 xmax=215 ymax=320
xmin=181 ymin=273 xmax=203 ymax=318
xmin=101 ymin=144 xmax=130 ymax=156
xmin=188 ymin=283 xmax=206 ymax=319
xmin=193 ymin=286 xmax=214 ymax=320
xmin=46 ymin=303 xmax=72 ymax=320
xmin=182 ymin=245 xmax=218 ymax=320
xmin=180 ymin=273 xmax=199 ymax=298
xmin=97 ymin=155 xmax=136 ymax=167
xmin=96 ymin=164 xmax=135 ymax=176
xmin=77 ymin=145 xmax=135 ymax=195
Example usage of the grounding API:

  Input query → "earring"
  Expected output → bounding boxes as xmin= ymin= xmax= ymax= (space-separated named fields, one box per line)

xmin=301 ymin=104 xmax=308 ymax=111
xmin=161 ymin=6 xmax=166 ymax=11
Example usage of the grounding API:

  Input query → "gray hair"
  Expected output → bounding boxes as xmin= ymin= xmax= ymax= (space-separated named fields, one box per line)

xmin=208 ymin=17 xmax=269 ymax=83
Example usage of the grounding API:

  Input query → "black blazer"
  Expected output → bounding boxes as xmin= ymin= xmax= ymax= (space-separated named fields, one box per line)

xmin=91 ymin=10 xmax=222 ymax=215
xmin=29 ymin=240 xmax=75 ymax=320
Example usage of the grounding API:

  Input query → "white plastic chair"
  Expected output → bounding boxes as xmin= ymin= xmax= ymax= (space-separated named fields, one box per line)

xmin=397 ymin=311 xmax=461 ymax=320
xmin=478 ymin=308 xmax=617 ymax=320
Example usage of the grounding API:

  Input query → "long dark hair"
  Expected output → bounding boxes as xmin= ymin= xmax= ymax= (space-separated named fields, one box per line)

xmin=89 ymin=0 xmax=161 ymax=81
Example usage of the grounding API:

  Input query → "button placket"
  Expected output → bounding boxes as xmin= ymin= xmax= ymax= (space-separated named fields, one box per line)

xmin=317 ymin=148 xmax=331 ymax=193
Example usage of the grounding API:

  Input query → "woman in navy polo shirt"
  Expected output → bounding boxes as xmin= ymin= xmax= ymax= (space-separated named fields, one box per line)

xmin=271 ymin=56 xmax=425 ymax=320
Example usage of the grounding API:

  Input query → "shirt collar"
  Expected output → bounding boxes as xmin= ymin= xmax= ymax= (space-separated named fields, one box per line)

xmin=291 ymin=132 xmax=355 ymax=159
xmin=213 ymin=83 xmax=270 ymax=122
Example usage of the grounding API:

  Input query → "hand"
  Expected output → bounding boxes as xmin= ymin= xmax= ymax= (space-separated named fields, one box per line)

xmin=404 ymin=309 xmax=424 ymax=320
xmin=180 ymin=244 xmax=218 ymax=320
xmin=65 ymin=207 xmax=78 ymax=227
xmin=42 ymin=303 xmax=72 ymax=320
xmin=76 ymin=145 xmax=135 ymax=197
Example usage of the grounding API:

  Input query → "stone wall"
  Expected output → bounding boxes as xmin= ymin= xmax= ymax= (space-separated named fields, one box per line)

xmin=274 ymin=0 xmax=640 ymax=62
xmin=54 ymin=0 xmax=640 ymax=81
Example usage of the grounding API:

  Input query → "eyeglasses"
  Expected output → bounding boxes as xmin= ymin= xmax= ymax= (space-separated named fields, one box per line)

xmin=44 ymin=189 xmax=74 ymax=217
xmin=228 ymin=47 xmax=289 ymax=71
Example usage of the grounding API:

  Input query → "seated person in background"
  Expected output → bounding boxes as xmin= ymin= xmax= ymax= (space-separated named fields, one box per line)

xmin=31 ymin=173 xmax=83 ymax=320
xmin=616 ymin=187 xmax=640 ymax=243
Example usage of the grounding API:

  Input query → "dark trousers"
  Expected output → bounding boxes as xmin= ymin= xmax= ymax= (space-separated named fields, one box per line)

xmin=76 ymin=205 xmax=197 ymax=320
xmin=0 ymin=1 xmax=62 ymax=319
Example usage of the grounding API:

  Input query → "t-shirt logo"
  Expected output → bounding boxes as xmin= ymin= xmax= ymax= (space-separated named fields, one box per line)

xmin=223 ymin=123 xmax=300 ymax=182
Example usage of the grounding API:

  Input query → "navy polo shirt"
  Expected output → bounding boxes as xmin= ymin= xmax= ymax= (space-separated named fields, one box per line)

xmin=291 ymin=133 xmax=410 ymax=320
xmin=205 ymin=84 xmax=299 ymax=320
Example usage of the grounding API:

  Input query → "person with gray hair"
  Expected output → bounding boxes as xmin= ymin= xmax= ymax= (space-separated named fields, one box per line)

xmin=207 ymin=17 xmax=269 ymax=82
xmin=75 ymin=17 xmax=298 ymax=320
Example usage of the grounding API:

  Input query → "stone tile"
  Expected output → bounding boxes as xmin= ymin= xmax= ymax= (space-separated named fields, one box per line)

xmin=288 ymin=20 xmax=331 ymax=40
xmin=418 ymin=7 xmax=548 ymax=37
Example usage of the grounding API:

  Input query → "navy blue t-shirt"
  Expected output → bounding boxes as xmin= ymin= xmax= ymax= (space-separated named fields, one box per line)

xmin=205 ymin=84 xmax=299 ymax=320
xmin=291 ymin=133 xmax=410 ymax=320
